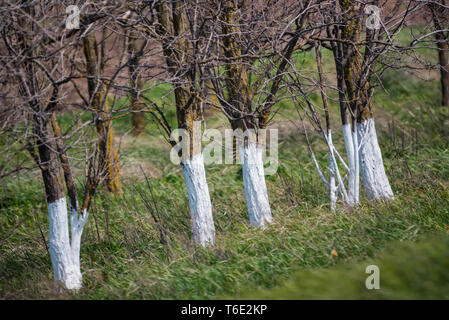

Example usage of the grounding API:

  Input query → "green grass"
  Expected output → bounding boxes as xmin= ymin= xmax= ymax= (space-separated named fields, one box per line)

xmin=1 ymin=111 xmax=448 ymax=299
xmin=236 ymin=234 xmax=449 ymax=299
xmin=1 ymin=28 xmax=449 ymax=299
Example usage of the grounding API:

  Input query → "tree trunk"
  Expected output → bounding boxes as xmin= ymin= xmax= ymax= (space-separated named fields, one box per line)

xmin=17 ymin=2 xmax=89 ymax=290
xmin=131 ymin=104 xmax=146 ymax=136
xmin=231 ymin=121 xmax=273 ymax=227
xmin=35 ymin=118 xmax=87 ymax=289
xmin=342 ymin=124 xmax=360 ymax=206
xmin=127 ymin=30 xmax=146 ymax=136
xmin=182 ymin=154 xmax=215 ymax=246
xmin=239 ymin=143 xmax=272 ymax=228
xmin=436 ymin=37 xmax=449 ymax=106
xmin=47 ymin=197 xmax=79 ymax=289
xmin=334 ymin=48 xmax=359 ymax=206
xmin=338 ymin=0 xmax=392 ymax=202
xmin=155 ymin=1 xmax=216 ymax=246
xmin=328 ymin=131 xmax=337 ymax=211
xmin=48 ymin=198 xmax=88 ymax=290
xmin=431 ymin=2 xmax=449 ymax=106
xmin=336 ymin=0 xmax=362 ymax=206
xmin=357 ymin=117 xmax=394 ymax=201
xmin=83 ymin=34 xmax=121 ymax=195
xmin=221 ymin=1 xmax=273 ymax=227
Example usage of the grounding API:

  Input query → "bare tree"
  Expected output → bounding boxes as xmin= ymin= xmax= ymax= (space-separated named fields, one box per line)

xmin=0 ymin=0 xmax=108 ymax=289
xmin=80 ymin=25 xmax=122 ymax=195
xmin=127 ymin=0 xmax=216 ymax=246
xmin=206 ymin=0 xmax=313 ymax=227
xmin=286 ymin=0 xmax=437 ymax=207
xmin=311 ymin=0 xmax=412 ymax=203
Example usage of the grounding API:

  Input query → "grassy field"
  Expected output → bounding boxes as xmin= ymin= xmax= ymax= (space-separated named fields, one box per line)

xmin=237 ymin=234 xmax=449 ymax=299
xmin=1 ymin=42 xmax=449 ymax=299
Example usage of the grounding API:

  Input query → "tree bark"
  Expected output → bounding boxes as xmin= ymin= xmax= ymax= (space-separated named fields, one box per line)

xmin=181 ymin=154 xmax=215 ymax=245
xmin=357 ymin=117 xmax=394 ymax=201
xmin=329 ymin=1 xmax=361 ymax=206
xmin=155 ymin=1 xmax=216 ymax=246
xmin=83 ymin=33 xmax=121 ymax=195
xmin=127 ymin=30 xmax=146 ymax=136
xmin=437 ymin=40 xmax=449 ymax=107
xmin=338 ymin=0 xmax=393 ymax=202
xmin=221 ymin=0 xmax=272 ymax=227
xmin=34 ymin=115 xmax=87 ymax=289
xmin=239 ymin=142 xmax=272 ymax=227
xmin=430 ymin=1 xmax=449 ymax=106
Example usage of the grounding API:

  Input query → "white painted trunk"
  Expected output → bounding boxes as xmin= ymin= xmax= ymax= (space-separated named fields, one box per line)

xmin=342 ymin=124 xmax=360 ymax=206
xmin=48 ymin=198 xmax=88 ymax=290
xmin=182 ymin=154 xmax=215 ymax=246
xmin=357 ymin=118 xmax=394 ymax=201
xmin=353 ymin=128 xmax=360 ymax=205
xmin=69 ymin=207 xmax=88 ymax=286
xmin=328 ymin=131 xmax=337 ymax=211
xmin=239 ymin=144 xmax=272 ymax=228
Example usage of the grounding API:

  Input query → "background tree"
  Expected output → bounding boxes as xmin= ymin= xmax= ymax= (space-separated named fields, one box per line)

xmin=80 ymin=25 xmax=122 ymax=195
xmin=126 ymin=15 xmax=147 ymax=136
xmin=207 ymin=0 xmax=313 ymax=227
xmin=289 ymin=0 xmax=432 ymax=207
xmin=311 ymin=0 xmax=416 ymax=202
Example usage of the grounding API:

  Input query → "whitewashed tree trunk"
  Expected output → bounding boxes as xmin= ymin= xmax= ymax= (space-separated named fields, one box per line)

xmin=328 ymin=131 xmax=337 ymax=211
xmin=352 ymin=128 xmax=360 ymax=204
xmin=342 ymin=124 xmax=360 ymax=206
xmin=239 ymin=143 xmax=272 ymax=228
xmin=357 ymin=118 xmax=394 ymax=201
xmin=47 ymin=197 xmax=88 ymax=290
xmin=342 ymin=124 xmax=356 ymax=204
xmin=182 ymin=153 xmax=215 ymax=246
xmin=69 ymin=207 xmax=89 ymax=286
xmin=310 ymin=131 xmax=341 ymax=210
